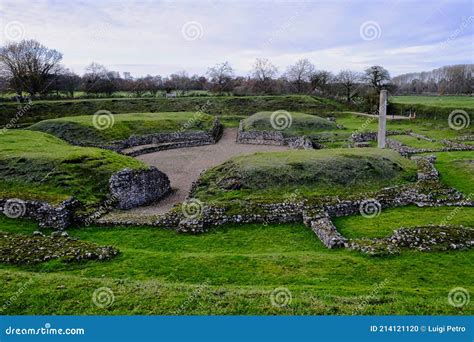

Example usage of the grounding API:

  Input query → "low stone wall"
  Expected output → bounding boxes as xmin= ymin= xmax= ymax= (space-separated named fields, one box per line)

xmin=412 ymin=155 xmax=439 ymax=181
xmin=0 ymin=198 xmax=79 ymax=230
xmin=236 ymin=121 xmax=314 ymax=149
xmin=109 ymin=167 xmax=171 ymax=210
xmin=387 ymin=138 xmax=474 ymax=157
xmin=302 ymin=209 xmax=347 ymax=248
xmin=70 ymin=118 xmax=223 ymax=155
xmin=350 ymin=130 xmax=410 ymax=143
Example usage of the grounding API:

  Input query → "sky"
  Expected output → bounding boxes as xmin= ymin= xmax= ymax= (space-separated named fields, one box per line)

xmin=0 ymin=0 xmax=473 ymax=78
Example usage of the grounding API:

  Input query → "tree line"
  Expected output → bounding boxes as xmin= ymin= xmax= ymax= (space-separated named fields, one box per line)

xmin=392 ymin=64 xmax=472 ymax=95
xmin=1 ymin=39 xmax=469 ymax=106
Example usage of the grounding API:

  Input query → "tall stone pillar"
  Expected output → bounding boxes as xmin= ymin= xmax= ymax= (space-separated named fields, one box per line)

xmin=377 ymin=90 xmax=387 ymax=148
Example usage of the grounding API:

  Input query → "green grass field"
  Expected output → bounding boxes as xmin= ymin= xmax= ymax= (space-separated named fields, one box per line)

xmin=0 ymin=205 xmax=472 ymax=315
xmin=0 ymin=95 xmax=473 ymax=316
xmin=0 ymin=130 xmax=145 ymax=205
xmin=28 ymin=112 xmax=215 ymax=146
xmin=391 ymin=96 xmax=474 ymax=109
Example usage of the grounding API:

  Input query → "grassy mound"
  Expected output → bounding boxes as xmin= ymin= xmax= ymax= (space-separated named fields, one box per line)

xmin=241 ymin=111 xmax=337 ymax=136
xmin=28 ymin=112 xmax=215 ymax=146
xmin=193 ymin=148 xmax=418 ymax=202
xmin=0 ymin=130 xmax=146 ymax=205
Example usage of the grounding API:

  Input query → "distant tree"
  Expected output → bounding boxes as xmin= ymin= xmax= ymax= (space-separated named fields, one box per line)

xmin=336 ymin=70 xmax=361 ymax=102
xmin=0 ymin=39 xmax=63 ymax=96
xmin=207 ymin=62 xmax=234 ymax=93
xmin=167 ymin=71 xmax=190 ymax=95
xmin=56 ymin=69 xmax=82 ymax=98
xmin=251 ymin=58 xmax=278 ymax=94
xmin=82 ymin=63 xmax=119 ymax=96
xmin=285 ymin=59 xmax=315 ymax=93
xmin=363 ymin=65 xmax=391 ymax=92
xmin=310 ymin=70 xmax=334 ymax=95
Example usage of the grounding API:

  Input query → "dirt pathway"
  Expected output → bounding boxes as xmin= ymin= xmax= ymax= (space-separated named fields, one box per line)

xmin=121 ymin=128 xmax=288 ymax=216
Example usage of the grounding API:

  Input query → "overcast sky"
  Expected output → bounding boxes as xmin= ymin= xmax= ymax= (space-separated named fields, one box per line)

xmin=1 ymin=0 xmax=472 ymax=78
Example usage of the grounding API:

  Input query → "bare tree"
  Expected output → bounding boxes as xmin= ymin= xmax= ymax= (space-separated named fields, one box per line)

xmin=336 ymin=70 xmax=361 ymax=102
xmin=251 ymin=58 xmax=278 ymax=94
xmin=285 ymin=59 xmax=315 ymax=93
xmin=363 ymin=65 xmax=391 ymax=93
xmin=310 ymin=70 xmax=334 ymax=95
xmin=0 ymin=39 xmax=63 ymax=96
xmin=167 ymin=71 xmax=190 ymax=95
xmin=207 ymin=61 xmax=234 ymax=94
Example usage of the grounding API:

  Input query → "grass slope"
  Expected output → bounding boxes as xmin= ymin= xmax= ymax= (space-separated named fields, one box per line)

xmin=0 ymin=209 xmax=472 ymax=315
xmin=0 ymin=95 xmax=347 ymax=126
xmin=28 ymin=112 xmax=215 ymax=146
xmin=193 ymin=148 xmax=418 ymax=202
xmin=241 ymin=111 xmax=337 ymax=136
xmin=332 ymin=112 xmax=473 ymax=140
xmin=389 ymin=96 xmax=473 ymax=119
xmin=428 ymin=151 xmax=474 ymax=196
xmin=0 ymin=130 xmax=145 ymax=205
xmin=391 ymin=96 xmax=474 ymax=109
xmin=335 ymin=205 xmax=474 ymax=238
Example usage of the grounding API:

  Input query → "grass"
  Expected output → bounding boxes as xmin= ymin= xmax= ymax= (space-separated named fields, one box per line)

xmin=390 ymin=135 xmax=444 ymax=149
xmin=335 ymin=205 xmax=474 ymax=239
xmin=0 ymin=209 xmax=472 ymax=315
xmin=391 ymin=96 xmax=474 ymax=109
xmin=241 ymin=111 xmax=337 ymax=137
xmin=28 ymin=112 xmax=215 ymax=146
xmin=388 ymin=96 xmax=473 ymax=120
xmin=193 ymin=148 xmax=418 ymax=203
xmin=0 ymin=95 xmax=346 ymax=126
xmin=333 ymin=112 xmax=473 ymax=141
xmin=428 ymin=151 xmax=474 ymax=196
xmin=0 ymin=130 xmax=145 ymax=205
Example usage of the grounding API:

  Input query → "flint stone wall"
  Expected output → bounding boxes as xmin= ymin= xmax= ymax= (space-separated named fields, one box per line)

xmin=69 ymin=118 xmax=223 ymax=155
xmin=236 ymin=121 xmax=315 ymax=149
xmin=0 ymin=197 xmax=78 ymax=230
xmin=109 ymin=167 xmax=171 ymax=210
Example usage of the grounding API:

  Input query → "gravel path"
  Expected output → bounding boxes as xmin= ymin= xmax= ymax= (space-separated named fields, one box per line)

xmin=121 ymin=128 xmax=288 ymax=216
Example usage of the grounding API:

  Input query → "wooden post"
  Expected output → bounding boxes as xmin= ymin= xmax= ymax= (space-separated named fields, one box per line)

xmin=377 ymin=90 xmax=387 ymax=148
